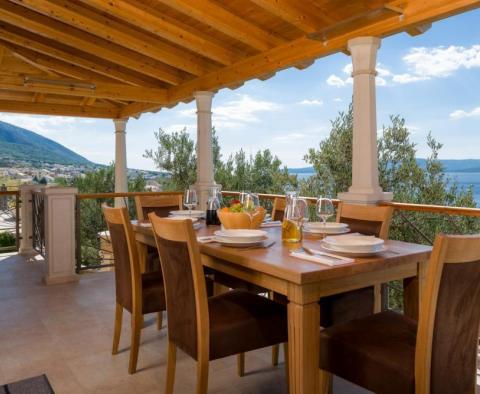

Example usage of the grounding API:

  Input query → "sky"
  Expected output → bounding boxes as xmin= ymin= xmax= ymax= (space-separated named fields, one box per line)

xmin=1 ymin=9 xmax=480 ymax=171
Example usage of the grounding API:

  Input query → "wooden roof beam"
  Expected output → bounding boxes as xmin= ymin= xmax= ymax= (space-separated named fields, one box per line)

xmin=3 ymin=43 xmax=119 ymax=84
xmin=0 ymin=25 xmax=160 ymax=87
xmin=407 ymin=23 xmax=432 ymax=36
xmin=10 ymin=0 xmax=215 ymax=76
xmin=0 ymin=1 xmax=185 ymax=85
xmin=79 ymin=0 xmax=241 ymax=65
xmin=156 ymin=0 xmax=284 ymax=51
xmin=249 ymin=0 xmax=328 ymax=33
xmin=121 ymin=0 xmax=480 ymax=117
xmin=0 ymin=99 xmax=119 ymax=118
xmin=32 ymin=92 xmax=45 ymax=103
xmin=0 ymin=74 xmax=168 ymax=103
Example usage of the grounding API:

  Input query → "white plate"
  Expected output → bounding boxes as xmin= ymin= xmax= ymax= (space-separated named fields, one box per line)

xmin=214 ymin=229 xmax=268 ymax=243
xmin=170 ymin=210 xmax=204 ymax=217
xmin=303 ymin=227 xmax=350 ymax=235
xmin=323 ymin=234 xmax=384 ymax=252
xmin=305 ymin=222 xmax=349 ymax=230
xmin=321 ymin=243 xmax=388 ymax=256
xmin=168 ymin=216 xmax=199 ymax=222
xmin=213 ymin=236 xmax=266 ymax=247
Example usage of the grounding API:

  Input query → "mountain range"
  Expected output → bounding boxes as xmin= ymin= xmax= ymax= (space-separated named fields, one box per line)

xmin=0 ymin=121 xmax=91 ymax=166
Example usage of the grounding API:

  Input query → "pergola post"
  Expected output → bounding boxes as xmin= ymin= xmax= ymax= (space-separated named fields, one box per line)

xmin=338 ymin=37 xmax=392 ymax=205
xmin=113 ymin=118 xmax=128 ymax=207
xmin=194 ymin=91 xmax=217 ymax=209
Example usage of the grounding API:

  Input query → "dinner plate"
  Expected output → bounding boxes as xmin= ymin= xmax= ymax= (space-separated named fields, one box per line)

xmin=321 ymin=243 xmax=388 ymax=256
xmin=167 ymin=216 xmax=199 ymax=222
xmin=213 ymin=236 xmax=266 ymax=248
xmin=303 ymin=222 xmax=349 ymax=234
xmin=323 ymin=234 xmax=384 ymax=253
xmin=214 ymin=229 xmax=268 ymax=243
xmin=169 ymin=210 xmax=204 ymax=217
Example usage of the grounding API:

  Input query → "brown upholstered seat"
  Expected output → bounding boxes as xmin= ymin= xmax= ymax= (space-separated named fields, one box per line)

xmin=102 ymin=204 xmax=166 ymax=374
xmin=149 ymin=214 xmax=289 ymax=393
xmin=320 ymin=233 xmax=480 ymax=394
xmin=320 ymin=310 xmax=416 ymax=394
xmin=319 ymin=203 xmax=393 ymax=327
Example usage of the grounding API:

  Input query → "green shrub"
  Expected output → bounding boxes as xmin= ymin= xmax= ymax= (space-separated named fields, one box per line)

xmin=0 ymin=231 xmax=15 ymax=247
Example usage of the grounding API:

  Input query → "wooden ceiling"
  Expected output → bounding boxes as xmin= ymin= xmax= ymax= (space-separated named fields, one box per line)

xmin=0 ymin=0 xmax=477 ymax=119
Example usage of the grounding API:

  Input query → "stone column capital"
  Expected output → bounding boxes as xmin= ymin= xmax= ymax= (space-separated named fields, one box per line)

xmin=348 ymin=36 xmax=381 ymax=75
xmin=113 ymin=118 xmax=128 ymax=133
xmin=194 ymin=91 xmax=214 ymax=112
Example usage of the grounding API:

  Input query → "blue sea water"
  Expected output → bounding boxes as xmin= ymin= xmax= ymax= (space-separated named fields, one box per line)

xmin=292 ymin=172 xmax=480 ymax=205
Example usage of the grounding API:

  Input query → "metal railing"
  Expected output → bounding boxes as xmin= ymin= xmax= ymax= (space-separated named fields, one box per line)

xmin=32 ymin=190 xmax=45 ymax=256
xmin=0 ymin=190 xmax=20 ymax=253
xmin=75 ymin=191 xmax=183 ymax=272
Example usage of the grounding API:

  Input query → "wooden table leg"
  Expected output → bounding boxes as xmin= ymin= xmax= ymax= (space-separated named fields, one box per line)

xmin=287 ymin=300 xmax=320 ymax=394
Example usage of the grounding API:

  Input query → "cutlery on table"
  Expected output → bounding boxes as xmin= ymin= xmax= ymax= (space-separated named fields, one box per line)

xmin=302 ymin=246 xmax=352 ymax=262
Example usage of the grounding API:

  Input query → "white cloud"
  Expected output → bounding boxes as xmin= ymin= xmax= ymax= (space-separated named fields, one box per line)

xmin=297 ymin=99 xmax=323 ymax=106
xmin=342 ymin=64 xmax=352 ymax=75
xmin=0 ymin=114 xmax=84 ymax=135
xmin=449 ymin=107 xmax=480 ymax=119
xmin=333 ymin=98 xmax=343 ymax=102
xmin=327 ymin=74 xmax=348 ymax=87
xmin=178 ymin=94 xmax=280 ymax=129
xmin=391 ymin=73 xmax=429 ymax=84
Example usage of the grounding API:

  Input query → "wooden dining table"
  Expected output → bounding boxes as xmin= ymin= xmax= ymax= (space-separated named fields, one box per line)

xmin=132 ymin=221 xmax=432 ymax=394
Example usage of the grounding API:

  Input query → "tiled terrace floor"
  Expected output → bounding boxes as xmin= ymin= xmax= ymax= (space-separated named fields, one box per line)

xmin=0 ymin=253 xmax=371 ymax=393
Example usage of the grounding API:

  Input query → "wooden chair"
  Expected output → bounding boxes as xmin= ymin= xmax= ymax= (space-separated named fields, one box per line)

xmin=102 ymin=204 xmax=166 ymax=374
xmin=319 ymin=233 xmax=480 ymax=393
xmin=149 ymin=213 xmax=289 ymax=394
xmin=134 ymin=193 xmax=182 ymax=220
xmin=271 ymin=197 xmax=286 ymax=221
xmin=319 ymin=202 xmax=394 ymax=327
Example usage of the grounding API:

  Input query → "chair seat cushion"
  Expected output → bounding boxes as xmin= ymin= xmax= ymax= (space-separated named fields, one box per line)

xmin=141 ymin=271 xmax=166 ymax=314
xmin=320 ymin=310 xmax=417 ymax=394
xmin=209 ymin=289 xmax=287 ymax=360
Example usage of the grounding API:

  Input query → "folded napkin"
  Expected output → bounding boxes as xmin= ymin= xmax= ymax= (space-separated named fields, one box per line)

xmin=138 ymin=222 xmax=152 ymax=227
xmin=290 ymin=251 xmax=354 ymax=266
xmin=260 ymin=221 xmax=282 ymax=228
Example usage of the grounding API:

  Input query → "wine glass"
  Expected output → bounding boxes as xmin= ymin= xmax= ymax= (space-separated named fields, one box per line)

xmin=317 ymin=197 xmax=334 ymax=225
xmin=242 ymin=193 xmax=259 ymax=226
xmin=183 ymin=188 xmax=198 ymax=217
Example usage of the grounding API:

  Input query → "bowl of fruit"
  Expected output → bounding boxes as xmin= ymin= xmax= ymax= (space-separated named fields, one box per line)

xmin=217 ymin=199 xmax=266 ymax=229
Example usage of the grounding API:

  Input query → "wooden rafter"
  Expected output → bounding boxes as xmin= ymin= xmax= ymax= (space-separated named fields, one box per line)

xmin=0 ymin=99 xmax=118 ymax=117
xmin=156 ymin=0 xmax=284 ymax=51
xmin=0 ymin=74 xmax=167 ymax=103
xmin=0 ymin=0 xmax=185 ymax=85
xmin=9 ymin=0 xmax=216 ymax=75
xmin=79 ymin=0 xmax=242 ymax=65
xmin=249 ymin=0 xmax=329 ymax=32
xmin=120 ymin=0 xmax=480 ymax=117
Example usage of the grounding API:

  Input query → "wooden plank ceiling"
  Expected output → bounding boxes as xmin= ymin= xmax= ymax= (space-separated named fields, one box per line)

xmin=0 ymin=0 xmax=477 ymax=119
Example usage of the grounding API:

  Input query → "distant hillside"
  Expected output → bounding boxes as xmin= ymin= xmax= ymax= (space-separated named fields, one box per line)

xmin=0 ymin=121 xmax=92 ymax=166
xmin=290 ymin=159 xmax=480 ymax=175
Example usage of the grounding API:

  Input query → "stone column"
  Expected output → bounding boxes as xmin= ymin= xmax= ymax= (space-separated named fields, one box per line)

xmin=114 ymin=118 xmax=128 ymax=207
xmin=193 ymin=91 xmax=217 ymax=209
xmin=43 ymin=187 xmax=79 ymax=285
xmin=338 ymin=37 xmax=392 ymax=204
xmin=19 ymin=184 xmax=42 ymax=256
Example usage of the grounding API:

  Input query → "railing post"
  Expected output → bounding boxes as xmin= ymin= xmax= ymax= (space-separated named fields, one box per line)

xmin=19 ymin=184 xmax=42 ymax=256
xmin=43 ymin=186 xmax=79 ymax=285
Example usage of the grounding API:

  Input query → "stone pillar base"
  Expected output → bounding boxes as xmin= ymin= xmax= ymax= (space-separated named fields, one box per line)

xmin=338 ymin=190 xmax=393 ymax=205
xmin=43 ymin=274 xmax=79 ymax=286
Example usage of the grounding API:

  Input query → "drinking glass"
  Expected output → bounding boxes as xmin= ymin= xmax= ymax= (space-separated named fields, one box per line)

xmin=183 ymin=188 xmax=198 ymax=217
xmin=282 ymin=197 xmax=308 ymax=243
xmin=317 ymin=197 xmax=334 ymax=225
xmin=242 ymin=192 xmax=258 ymax=219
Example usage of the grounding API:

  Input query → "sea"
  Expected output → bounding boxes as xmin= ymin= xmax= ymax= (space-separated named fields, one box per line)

xmin=291 ymin=171 xmax=480 ymax=205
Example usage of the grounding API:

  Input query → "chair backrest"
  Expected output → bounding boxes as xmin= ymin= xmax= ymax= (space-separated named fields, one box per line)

xmin=415 ymin=234 xmax=480 ymax=393
xmin=102 ymin=204 xmax=141 ymax=313
xmin=149 ymin=214 xmax=209 ymax=360
xmin=271 ymin=197 xmax=286 ymax=221
xmin=135 ymin=194 xmax=182 ymax=221
xmin=336 ymin=202 xmax=393 ymax=240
